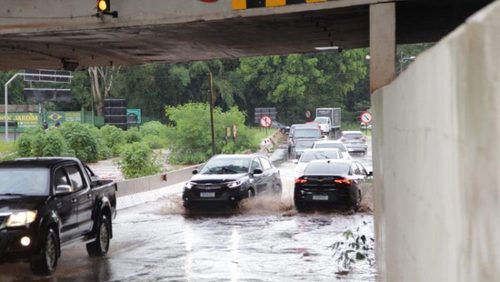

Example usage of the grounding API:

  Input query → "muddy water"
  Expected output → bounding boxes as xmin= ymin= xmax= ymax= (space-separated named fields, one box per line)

xmin=0 ymin=144 xmax=375 ymax=282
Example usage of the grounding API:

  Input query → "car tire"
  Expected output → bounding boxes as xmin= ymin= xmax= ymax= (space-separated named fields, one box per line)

xmin=295 ymin=200 xmax=305 ymax=212
xmin=352 ymin=190 xmax=362 ymax=212
xmin=86 ymin=214 xmax=111 ymax=257
xmin=274 ymin=184 xmax=282 ymax=198
xmin=247 ymin=188 xmax=255 ymax=198
xmin=30 ymin=228 xmax=58 ymax=275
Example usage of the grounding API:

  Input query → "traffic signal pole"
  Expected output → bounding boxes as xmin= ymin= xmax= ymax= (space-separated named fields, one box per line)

xmin=208 ymin=71 xmax=216 ymax=156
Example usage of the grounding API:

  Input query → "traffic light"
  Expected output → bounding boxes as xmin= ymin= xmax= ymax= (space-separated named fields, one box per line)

xmin=97 ymin=0 xmax=110 ymax=13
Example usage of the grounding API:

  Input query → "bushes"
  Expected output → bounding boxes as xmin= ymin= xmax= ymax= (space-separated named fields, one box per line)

xmin=59 ymin=123 xmax=99 ymax=162
xmin=118 ymin=142 xmax=162 ymax=179
xmin=99 ymin=125 xmax=125 ymax=156
xmin=16 ymin=128 xmax=73 ymax=158
xmin=165 ymin=103 xmax=259 ymax=164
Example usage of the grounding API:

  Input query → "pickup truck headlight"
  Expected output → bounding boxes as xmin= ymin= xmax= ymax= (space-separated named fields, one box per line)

xmin=184 ymin=182 xmax=195 ymax=189
xmin=228 ymin=180 xmax=243 ymax=189
xmin=6 ymin=211 xmax=37 ymax=227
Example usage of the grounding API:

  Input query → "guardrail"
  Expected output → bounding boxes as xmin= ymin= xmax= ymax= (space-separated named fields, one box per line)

xmin=115 ymin=164 xmax=198 ymax=197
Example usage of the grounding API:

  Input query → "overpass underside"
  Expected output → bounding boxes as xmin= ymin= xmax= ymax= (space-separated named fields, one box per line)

xmin=0 ymin=0 xmax=492 ymax=70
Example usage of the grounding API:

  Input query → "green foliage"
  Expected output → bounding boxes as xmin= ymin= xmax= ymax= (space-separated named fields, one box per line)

xmin=59 ymin=122 xmax=99 ymax=162
xmin=330 ymin=227 xmax=375 ymax=274
xmin=99 ymin=125 xmax=126 ymax=156
xmin=124 ymin=127 xmax=142 ymax=143
xmin=140 ymin=121 xmax=167 ymax=137
xmin=165 ymin=103 xmax=258 ymax=164
xmin=88 ymin=126 xmax=112 ymax=160
xmin=41 ymin=129 xmax=72 ymax=156
xmin=118 ymin=142 xmax=163 ymax=179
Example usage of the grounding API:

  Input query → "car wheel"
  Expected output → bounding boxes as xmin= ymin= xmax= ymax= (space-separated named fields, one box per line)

xmin=352 ymin=190 xmax=362 ymax=212
xmin=294 ymin=200 xmax=305 ymax=212
xmin=31 ymin=228 xmax=58 ymax=275
xmin=247 ymin=188 xmax=255 ymax=198
xmin=274 ymin=184 xmax=282 ymax=198
xmin=86 ymin=214 xmax=111 ymax=257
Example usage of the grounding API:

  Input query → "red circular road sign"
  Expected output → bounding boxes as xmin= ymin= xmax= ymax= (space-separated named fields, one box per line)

xmin=260 ymin=116 xmax=272 ymax=128
xmin=305 ymin=110 xmax=311 ymax=119
xmin=360 ymin=111 xmax=373 ymax=124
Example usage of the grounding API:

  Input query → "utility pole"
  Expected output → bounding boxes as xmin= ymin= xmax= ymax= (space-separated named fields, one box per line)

xmin=208 ymin=71 xmax=216 ymax=156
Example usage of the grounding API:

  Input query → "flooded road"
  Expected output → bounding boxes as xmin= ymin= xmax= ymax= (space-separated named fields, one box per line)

xmin=0 ymin=139 xmax=375 ymax=282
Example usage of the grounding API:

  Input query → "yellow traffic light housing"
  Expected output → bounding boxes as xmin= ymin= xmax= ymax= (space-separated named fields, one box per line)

xmin=97 ymin=0 xmax=110 ymax=12
xmin=97 ymin=0 xmax=109 ymax=12
xmin=96 ymin=0 xmax=118 ymax=18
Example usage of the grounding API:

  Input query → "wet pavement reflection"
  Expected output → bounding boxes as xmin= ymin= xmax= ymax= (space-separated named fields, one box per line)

xmin=0 ymin=138 xmax=375 ymax=282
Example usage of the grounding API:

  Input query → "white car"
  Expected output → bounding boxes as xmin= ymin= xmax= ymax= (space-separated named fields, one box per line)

xmin=313 ymin=117 xmax=331 ymax=135
xmin=312 ymin=140 xmax=352 ymax=160
xmin=293 ymin=148 xmax=340 ymax=176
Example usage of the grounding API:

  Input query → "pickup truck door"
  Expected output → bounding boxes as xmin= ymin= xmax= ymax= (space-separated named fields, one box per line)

xmin=53 ymin=167 xmax=79 ymax=241
xmin=65 ymin=164 xmax=94 ymax=235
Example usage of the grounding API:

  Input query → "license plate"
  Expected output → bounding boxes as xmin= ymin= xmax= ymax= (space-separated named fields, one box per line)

xmin=200 ymin=192 xmax=215 ymax=198
xmin=313 ymin=195 xmax=329 ymax=201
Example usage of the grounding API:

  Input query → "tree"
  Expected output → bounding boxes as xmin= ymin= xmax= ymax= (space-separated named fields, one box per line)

xmin=88 ymin=66 xmax=120 ymax=115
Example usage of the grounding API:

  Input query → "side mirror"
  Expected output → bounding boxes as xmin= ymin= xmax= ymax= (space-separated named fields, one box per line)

xmin=192 ymin=169 xmax=198 ymax=175
xmin=292 ymin=159 xmax=299 ymax=164
xmin=90 ymin=175 xmax=100 ymax=186
xmin=253 ymin=169 xmax=263 ymax=175
xmin=56 ymin=184 xmax=74 ymax=195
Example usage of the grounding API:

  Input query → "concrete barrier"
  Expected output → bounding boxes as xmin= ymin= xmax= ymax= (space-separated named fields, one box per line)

xmin=116 ymin=165 xmax=198 ymax=197
xmin=372 ymin=2 xmax=500 ymax=281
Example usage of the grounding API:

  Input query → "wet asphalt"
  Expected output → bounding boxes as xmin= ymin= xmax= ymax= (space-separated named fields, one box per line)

xmin=0 ymin=137 xmax=375 ymax=282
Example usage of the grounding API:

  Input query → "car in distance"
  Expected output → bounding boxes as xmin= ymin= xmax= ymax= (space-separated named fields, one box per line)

xmin=312 ymin=140 xmax=351 ymax=160
xmin=182 ymin=154 xmax=282 ymax=209
xmin=313 ymin=116 xmax=331 ymax=135
xmin=288 ymin=125 xmax=322 ymax=158
xmin=340 ymin=131 xmax=368 ymax=155
xmin=0 ymin=157 xmax=117 ymax=275
xmin=294 ymin=159 xmax=372 ymax=211
xmin=293 ymin=148 xmax=341 ymax=177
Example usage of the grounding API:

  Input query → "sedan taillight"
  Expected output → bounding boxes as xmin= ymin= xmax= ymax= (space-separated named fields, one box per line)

xmin=295 ymin=178 xmax=308 ymax=184
xmin=334 ymin=178 xmax=352 ymax=185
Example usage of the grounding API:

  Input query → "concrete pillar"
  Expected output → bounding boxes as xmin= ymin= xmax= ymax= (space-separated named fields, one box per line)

xmin=369 ymin=3 xmax=396 ymax=92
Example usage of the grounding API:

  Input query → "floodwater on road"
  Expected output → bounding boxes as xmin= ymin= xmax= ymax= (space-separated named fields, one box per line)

xmin=0 ymin=139 xmax=375 ymax=282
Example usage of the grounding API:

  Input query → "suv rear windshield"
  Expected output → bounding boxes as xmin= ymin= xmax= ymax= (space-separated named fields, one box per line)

xmin=294 ymin=128 xmax=321 ymax=139
xmin=314 ymin=143 xmax=347 ymax=152
xmin=304 ymin=162 xmax=350 ymax=175
xmin=343 ymin=133 xmax=364 ymax=140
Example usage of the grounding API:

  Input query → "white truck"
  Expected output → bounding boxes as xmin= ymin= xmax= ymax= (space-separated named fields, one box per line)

xmin=315 ymin=108 xmax=341 ymax=138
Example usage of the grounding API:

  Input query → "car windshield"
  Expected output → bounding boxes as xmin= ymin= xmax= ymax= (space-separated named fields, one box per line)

xmin=314 ymin=117 xmax=329 ymax=124
xmin=343 ymin=133 xmax=364 ymax=139
xmin=299 ymin=150 xmax=340 ymax=163
xmin=0 ymin=168 xmax=50 ymax=196
xmin=314 ymin=143 xmax=346 ymax=152
xmin=296 ymin=141 xmax=314 ymax=149
xmin=304 ymin=162 xmax=350 ymax=175
xmin=294 ymin=128 xmax=321 ymax=138
xmin=199 ymin=158 xmax=251 ymax=175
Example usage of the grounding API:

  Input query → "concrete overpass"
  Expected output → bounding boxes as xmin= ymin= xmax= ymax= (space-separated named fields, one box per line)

xmin=0 ymin=0 xmax=493 ymax=73
xmin=1 ymin=1 xmax=499 ymax=281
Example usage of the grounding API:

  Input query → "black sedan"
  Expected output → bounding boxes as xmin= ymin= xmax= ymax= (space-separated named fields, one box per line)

xmin=182 ymin=154 xmax=282 ymax=209
xmin=294 ymin=159 xmax=372 ymax=211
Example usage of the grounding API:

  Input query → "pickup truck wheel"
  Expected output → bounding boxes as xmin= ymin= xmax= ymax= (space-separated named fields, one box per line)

xmin=86 ymin=214 xmax=110 ymax=257
xmin=31 ymin=228 xmax=58 ymax=275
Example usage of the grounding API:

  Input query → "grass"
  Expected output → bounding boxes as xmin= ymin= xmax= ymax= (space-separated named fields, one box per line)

xmin=249 ymin=127 xmax=276 ymax=144
xmin=0 ymin=140 xmax=17 ymax=160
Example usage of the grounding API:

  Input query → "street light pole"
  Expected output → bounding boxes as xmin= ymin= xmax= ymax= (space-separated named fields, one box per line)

xmin=4 ymin=73 xmax=21 ymax=141
xmin=208 ymin=71 xmax=216 ymax=156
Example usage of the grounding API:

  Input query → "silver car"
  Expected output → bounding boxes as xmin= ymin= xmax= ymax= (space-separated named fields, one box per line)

xmin=340 ymin=131 xmax=368 ymax=154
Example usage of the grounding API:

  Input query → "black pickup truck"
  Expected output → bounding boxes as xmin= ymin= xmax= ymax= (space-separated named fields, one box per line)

xmin=0 ymin=157 xmax=117 ymax=275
